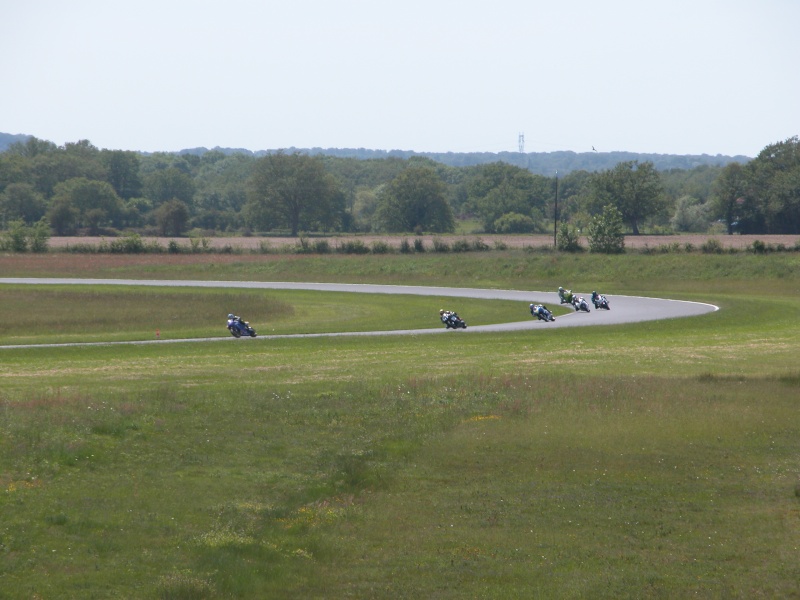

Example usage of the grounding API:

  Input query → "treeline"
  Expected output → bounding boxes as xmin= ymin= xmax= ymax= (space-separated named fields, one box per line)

xmin=171 ymin=144 xmax=749 ymax=175
xmin=0 ymin=135 xmax=798 ymax=239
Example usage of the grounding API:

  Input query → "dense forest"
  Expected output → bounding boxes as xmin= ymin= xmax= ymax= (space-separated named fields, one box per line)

xmin=0 ymin=133 xmax=798 ymax=238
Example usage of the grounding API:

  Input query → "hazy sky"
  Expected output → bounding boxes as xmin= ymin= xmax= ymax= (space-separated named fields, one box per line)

xmin=3 ymin=1 xmax=798 ymax=157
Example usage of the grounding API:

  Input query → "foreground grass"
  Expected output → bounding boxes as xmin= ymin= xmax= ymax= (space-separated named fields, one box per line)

xmin=1 ymin=252 xmax=800 ymax=598
xmin=2 ymin=360 xmax=799 ymax=598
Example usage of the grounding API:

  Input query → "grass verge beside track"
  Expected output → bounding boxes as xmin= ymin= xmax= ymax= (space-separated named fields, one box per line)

xmin=0 ymin=285 xmax=532 ymax=345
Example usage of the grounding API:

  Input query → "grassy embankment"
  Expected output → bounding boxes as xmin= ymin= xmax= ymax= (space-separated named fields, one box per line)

xmin=1 ymin=251 xmax=799 ymax=598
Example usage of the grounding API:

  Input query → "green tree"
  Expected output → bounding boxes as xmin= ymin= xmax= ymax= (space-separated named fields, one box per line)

xmin=245 ymin=151 xmax=342 ymax=236
xmin=63 ymin=139 xmax=100 ymax=158
xmin=46 ymin=196 xmax=79 ymax=235
xmin=144 ymin=167 xmax=196 ymax=206
xmin=155 ymin=199 xmax=190 ymax=236
xmin=375 ymin=166 xmax=455 ymax=233
xmin=660 ymin=164 xmax=723 ymax=205
xmin=4 ymin=220 xmax=28 ymax=252
xmin=556 ymin=222 xmax=583 ymax=252
xmin=50 ymin=177 xmax=124 ymax=233
xmin=101 ymin=150 xmax=143 ymax=200
xmin=28 ymin=218 xmax=51 ymax=252
xmin=6 ymin=136 xmax=58 ymax=158
xmin=0 ymin=183 xmax=46 ymax=224
xmin=710 ymin=162 xmax=748 ymax=234
xmin=765 ymin=167 xmax=800 ymax=234
xmin=0 ymin=151 xmax=34 ymax=193
xmin=192 ymin=154 xmax=254 ymax=231
xmin=741 ymin=137 xmax=800 ymax=234
xmin=30 ymin=147 xmax=107 ymax=198
xmin=553 ymin=170 xmax=594 ymax=225
xmin=350 ymin=186 xmax=381 ymax=232
xmin=122 ymin=197 xmax=152 ymax=229
xmin=670 ymin=195 xmax=711 ymax=233
xmin=591 ymin=161 xmax=665 ymax=234
xmin=493 ymin=212 xmax=536 ymax=234
xmin=467 ymin=162 xmax=549 ymax=232
xmin=587 ymin=204 xmax=625 ymax=254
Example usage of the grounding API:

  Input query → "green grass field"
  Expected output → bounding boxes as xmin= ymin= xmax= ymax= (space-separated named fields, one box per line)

xmin=1 ymin=252 xmax=799 ymax=599
xmin=0 ymin=285 xmax=533 ymax=345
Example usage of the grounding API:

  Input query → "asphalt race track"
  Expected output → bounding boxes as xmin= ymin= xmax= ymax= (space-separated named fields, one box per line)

xmin=0 ymin=278 xmax=718 ymax=349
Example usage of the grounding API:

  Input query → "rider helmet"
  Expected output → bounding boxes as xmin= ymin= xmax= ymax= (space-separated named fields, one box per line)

xmin=439 ymin=309 xmax=445 ymax=315
xmin=228 ymin=313 xmax=234 ymax=320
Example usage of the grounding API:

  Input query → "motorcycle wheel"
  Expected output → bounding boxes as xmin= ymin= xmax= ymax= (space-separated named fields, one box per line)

xmin=249 ymin=331 xmax=257 ymax=337
xmin=230 ymin=329 xmax=241 ymax=338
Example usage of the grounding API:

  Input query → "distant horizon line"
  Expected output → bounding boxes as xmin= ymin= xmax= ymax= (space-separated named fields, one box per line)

xmin=168 ymin=144 xmax=753 ymax=159
xmin=0 ymin=132 xmax=754 ymax=159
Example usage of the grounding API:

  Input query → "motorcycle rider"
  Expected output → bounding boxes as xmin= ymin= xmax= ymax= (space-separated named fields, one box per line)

xmin=573 ymin=294 xmax=592 ymax=311
xmin=439 ymin=308 xmax=455 ymax=326
xmin=530 ymin=303 xmax=553 ymax=320
xmin=591 ymin=290 xmax=609 ymax=309
xmin=558 ymin=287 xmax=573 ymax=304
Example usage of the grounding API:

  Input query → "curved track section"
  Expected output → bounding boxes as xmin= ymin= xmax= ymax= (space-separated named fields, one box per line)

xmin=0 ymin=278 xmax=718 ymax=349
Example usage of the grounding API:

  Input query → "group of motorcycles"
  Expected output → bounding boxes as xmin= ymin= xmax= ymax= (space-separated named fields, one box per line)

xmin=529 ymin=289 xmax=610 ymax=323
xmin=228 ymin=288 xmax=611 ymax=337
xmin=441 ymin=288 xmax=611 ymax=329
xmin=559 ymin=288 xmax=610 ymax=312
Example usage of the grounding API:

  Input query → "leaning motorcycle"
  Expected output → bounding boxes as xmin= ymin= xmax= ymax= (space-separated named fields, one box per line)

xmin=572 ymin=296 xmax=591 ymax=312
xmin=442 ymin=313 xmax=467 ymax=329
xmin=227 ymin=318 xmax=257 ymax=337
xmin=592 ymin=293 xmax=610 ymax=310
xmin=530 ymin=304 xmax=555 ymax=322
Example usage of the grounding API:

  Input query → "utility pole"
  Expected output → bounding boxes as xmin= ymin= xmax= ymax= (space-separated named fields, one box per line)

xmin=553 ymin=170 xmax=559 ymax=248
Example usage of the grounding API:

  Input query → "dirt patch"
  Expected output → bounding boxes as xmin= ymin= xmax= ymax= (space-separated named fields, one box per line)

xmin=44 ymin=233 xmax=800 ymax=251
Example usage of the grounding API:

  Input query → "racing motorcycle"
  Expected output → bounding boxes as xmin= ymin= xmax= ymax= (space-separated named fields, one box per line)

xmin=227 ymin=315 xmax=257 ymax=337
xmin=591 ymin=292 xmax=610 ymax=310
xmin=530 ymin=304 xmax=555 ymax=322
xmin=441 ymin=312 xmax=467 ymax=329
xmin=572 ymin=296 xmax=591 ymax=312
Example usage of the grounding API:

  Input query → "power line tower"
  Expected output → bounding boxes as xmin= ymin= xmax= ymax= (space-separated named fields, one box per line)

xmin=518 ymin=132 xmax=525 ymax=153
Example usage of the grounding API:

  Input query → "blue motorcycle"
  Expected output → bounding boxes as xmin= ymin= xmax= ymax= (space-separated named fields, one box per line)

xmin=227 ymin=315 xmax=256 ymax=338
xmin=530 ymin=304 xmax=555 ymax=322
